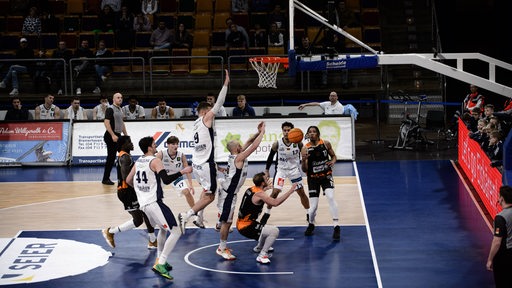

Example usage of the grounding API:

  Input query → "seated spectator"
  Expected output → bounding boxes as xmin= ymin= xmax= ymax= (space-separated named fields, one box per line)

xmin=64 ymin=97 xmax=89 ymax=120
xmin=298 ymin=91 xmax=358 ymax=120
xmin=96 ymin=4 xmax=116 ymax=33
xmin=267 ymin=22 xmax=284 ymax=48
xmin=142 ymin=0 xmax=159 ymax=23
xmin=4 ymin=97 xmax=30 ymax=121
xmin=251 ymin=23 xmax=267 ymax=48
xmin=151 ymin=97 xmax=175 ymax=119
xmin=267 ymin=4 xmax=287 ymax=30
xmin=93 ymin=40 xmax=113 ymax=94
xmin=469 ymin=118 xmax=489 ymax=145
xmin=92 ymin=94 xmax=110 ymax=120
xmin=22 ymin=6 xmax=41 ymax=35
xmin=485 ymin=130 xmax=504 ymax=168
xmin=116 ymin=6 xmax=134 ymax=49
xmin=150 ymin=21 xmax=173 ymax=50
xmin=34 ymin=94 xmax=61 ymax=119
xmin=232 ymin=94 xmax=256 ymax=117
xmin=225 ymin=18 xmax=249 ymax=48
xmin=206 ymin=92 xmax=227 ymax=117
xmin=173 ymin=23 xmax=192 ymax=50
xmin=466 ymin=107 xmax=482 ymax=132
xmin=483 ymin=104 xmax=495 ymax=121
xmin=232 ymin=0 xmax=248 ymax=12
xmin=51 ymin=41 xmax=73 ymax=95
xmin=122 ymin=96 xmax=146 ymax=120
xmin=101 ymin=0 xmax=122 ymax=13
xmin=134 ymin=12 xmax=152 ymax=32
xmin=33 ymin=49 xmax=52 ymax=94
xmin=226 ymin=23 xmax=248 ymax=49
xmin=334 ymin=0 xmax=359 ymax=29
xmin=73 ymin=40 xmax=95 ymax=95
xmin=0 ymin=38 xmax=34 ymax=96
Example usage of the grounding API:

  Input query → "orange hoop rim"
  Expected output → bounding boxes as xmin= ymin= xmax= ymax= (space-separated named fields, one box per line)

xmin=249 ymin=56 xmax=289 ymax=68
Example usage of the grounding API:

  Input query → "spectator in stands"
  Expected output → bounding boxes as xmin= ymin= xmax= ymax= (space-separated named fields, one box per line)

xmin=33 ymin=49 xmax=52 ymax=94
xmin=73 ymin=39 xmax=95 ymax=96
xmin=101 ymin=0 xmax=122 ymax=13
xmin=232 ymin=94 xmax=256 ymax=117
xmin=232 ymin=0 xmax=249 ymax=12
xmin=64 ymin=97 xmax=89 ymax=120
xmin=142 ymin=0 xmax=159 ymax=17
xmin=93 ymin=40 xmax=113 ymax=94
xmin=173 ymin=23 xmax=192 ymax=51
xmin=225 ymin=18 xmax=249 ymax=48
xmin=267 ymin=22 xmax=284 ymax=48
xmin=485 ymin=130 xmax=503 ymax=168
xmin=226 ymin=23 xmax=248 ymax=49
xmin=150 ymin=21 xmax=173 ymax=50
xmin=93 ymin=94 xmax=110 ymax=120
xmin=295 ymin=35 xmax=328 ymax=88
xmin=34 ymin=94 xmax=61 ymax=119
xmin=252 ymin=23 xmax=267 ymax=48
xmin=122 ymin=96 xmax=146 ymax=120
xmin=116 ymin=6 xmax=134 ymax=49
xmin=298 ymin=91 xmax=359 ymax=120
xmin=97 ymin=4 xmax=117 ymax=33
xmin=483 ymin=104 xmax=495 ymax=121
xmin=469 ymin=118 xmax=489 ymax=145
xmin=0 ymin=38 xmax=34 ymax=96
xmin=267 ymin=4 xmax=287 ymax=30
xmin=463 ymin=84 xmax=484 ymax=113
xmin=151 ymin=97 xmax=175 ymax=119
xmin=466 ymin=107 xmax=482 ymax=132
xmin=22 ymin=6 xmax=41 ymax=36
xmin=51 ymin=41 xmax=73 ymax=95
xmin=134 ymin=12 xmax=152 ymax=32
xmin=40 ymin=9 xmax=60 ymax=33
xmin=206 ymin=92 xmax=227 ymax=117
xmin=4 ymin=97 xmax=30 ymax=121
xmin=334 ymin=0 xmax=359 ymax=29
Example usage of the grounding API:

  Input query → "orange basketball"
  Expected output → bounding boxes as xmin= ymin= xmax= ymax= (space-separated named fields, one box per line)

xmin=288 ymin=128 xmax=304 ymax=143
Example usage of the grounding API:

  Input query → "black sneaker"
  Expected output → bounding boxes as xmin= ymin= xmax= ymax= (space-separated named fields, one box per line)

xmin=333 ymin=225 xmax=341 ymax=241
xmin=304 ymin=223 xmax=315 ymax=236
xmin=102 ymin=179 xmax=115 ymax=185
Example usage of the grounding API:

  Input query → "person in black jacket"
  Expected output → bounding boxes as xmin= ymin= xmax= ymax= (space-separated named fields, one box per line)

xmin=4 ymin=97 xmax=30 ymax=121
xmin=93 ymin=40 xmax=113 ymax=94
xmin=73 ymin=39 xmax=94 ymax=95
xmin=0 ymin=38 xmax=34 ymax=96
xmin=51 ymin=40 xmax=73 ymax=95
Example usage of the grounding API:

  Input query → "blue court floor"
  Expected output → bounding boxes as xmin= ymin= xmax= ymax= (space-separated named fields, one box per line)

xmin=0 ymin=160 xmax=495 ymax=287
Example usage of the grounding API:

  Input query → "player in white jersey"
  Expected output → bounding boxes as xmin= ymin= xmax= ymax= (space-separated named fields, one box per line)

xmin=178 ymin=70 xmax=230 ymax=234
xmin=126 ymin=136 xmax=192 ymax=280
xmin=263 ymin=121 xmax=309 ymax=225
xmin=156 ymin=135 xmax=205 ymax=228
xmin=64 ymin=96 xmax=88 ymax=120
xmin=151 ymin=97 xmax=175 ymax=119
xmin=122 ymin=96 xmax=146 ymax=120
xmin=215 ymin=121 xmax=266 ymax=260
xmin=34 ymin=94 xmax=61 ymax=119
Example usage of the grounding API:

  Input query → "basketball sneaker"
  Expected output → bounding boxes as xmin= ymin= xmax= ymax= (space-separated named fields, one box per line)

xmin=152 ymin=263 xmax=173 ymax=280
xmin=193 ymin=216 xmax=205 ymax=229
xmin=102 ymin=228 xmax=115 ymax=248
xmin=253 ymin=245 xmax=274 ymax=253
xmin=216 ymin=247 xmax=236 ymax=260
xmin=147 ymin=239 xmax=158 ymax=249
xmin=256 ymin=253 xmax=271 ymax=264
xmin=153 ymin=258 xmax=173 ymax=271
xmin=333 ymin=225 xmax=341 ymax=241
xmin=304 ymin=223 xmax=315 ymax=236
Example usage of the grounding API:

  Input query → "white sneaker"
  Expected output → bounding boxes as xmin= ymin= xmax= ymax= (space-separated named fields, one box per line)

xmin=193 ymin=216 xmax=205 ymax=229
xmin=76 ymin=88 xmax=81 ymax=95
xmin=0 ymin=81 xmax=6 ymax=88
xmin=101 ymin=75 xmax=107 ymax=82
xmin=57 ymin=89 xmax=63 ymax=95
xmin=93 ymin=87 xmax=101 ymax=94
xmin=256 ymin=253 xmax=271 ymax=264
xmin=216 ymin=248 xmax=236 ymax=260
xmin=9 ymin=88 xmax=18 ymax=96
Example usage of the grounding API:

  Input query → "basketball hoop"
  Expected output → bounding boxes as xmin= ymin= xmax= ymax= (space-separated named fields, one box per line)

xmin=249 ymin=57 xmax=289 ymax=89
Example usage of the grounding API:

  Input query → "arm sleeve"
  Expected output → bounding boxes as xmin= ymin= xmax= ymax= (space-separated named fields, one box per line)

xmin=158 ymin=170 xmax=182 ymax=185
xmin=265 ymin=149 xmax=276 ymax=170
xmin=212 ymin=85 xmax=228 ymax=115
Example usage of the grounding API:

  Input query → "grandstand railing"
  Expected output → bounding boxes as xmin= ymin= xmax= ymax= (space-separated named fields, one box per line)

xmin=0 ymin=58 xmax=67 ymax=94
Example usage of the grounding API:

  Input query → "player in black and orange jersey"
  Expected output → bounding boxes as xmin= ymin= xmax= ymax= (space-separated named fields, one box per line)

xmin=301 ymin=126 xmax=340 ymax=240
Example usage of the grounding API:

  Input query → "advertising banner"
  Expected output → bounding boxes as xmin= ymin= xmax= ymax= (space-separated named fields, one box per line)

xmin=458 ymin=120 xmax=502 ymax=217
xmin=71 ymin=116 xmax=354 ymax=165
xmin=0 ymin=121 xmax=71 ymax=165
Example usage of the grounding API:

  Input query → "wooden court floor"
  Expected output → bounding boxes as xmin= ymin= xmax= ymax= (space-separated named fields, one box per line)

xmin=0 ymin=161 xmax=495 ymax=287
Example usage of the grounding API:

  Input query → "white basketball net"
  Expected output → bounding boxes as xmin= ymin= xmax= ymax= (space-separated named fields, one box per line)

xmin=250 ymin=59 xmax=281 ymax=89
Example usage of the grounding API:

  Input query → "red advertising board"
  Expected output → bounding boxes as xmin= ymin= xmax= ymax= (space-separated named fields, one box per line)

xmin=0 ymin=122 xmax=63 ymax=141
xmin=458 ymin=120 xmax=502 ymax=217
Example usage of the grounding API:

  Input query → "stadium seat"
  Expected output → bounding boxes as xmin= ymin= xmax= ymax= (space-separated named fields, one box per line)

xmin=228 ymin=47 xmax=247 ymax=73
xmin=190 ymin=47 xmax=209 ymax=75
xmin=194 ymin=13 xmax=212 ymax=31
xmin=214 ymin=0 xmax=231 ymax=14
xmin=196 ymin=0 xmax=213 ymax=14
xmin=6 ymin=16 xmax=23 ymax=33
xmin=135 ymin=32 xmax=152 ymax=48
xmin=211 ymin=30 xmax=226 ymax=48
xmin=81 ymin=15 xmax=98 ymax=32
xmin=111 ymin=49 xmax=131 ymax=75
xmin=62 ymin=15 xmax=80 ymax=32
xmin=67 ymin=0 xmax=84 ymax=14
xmin=171 ymin=48 xmax=190 ymax=74
xmin=192 ymin=30 xmax=210 ymax=48
xmin=344 ymin=27 xmax=363 ymax=53
xmin=150 ymin=48 xmax=170 ymax=74
xmin=179 ymin=0 xmax=195 ymax=14
xmin=209 ymin=48 xmax=226 ymax=72
xmin=159 ymin=0 xmax=178 ymax=13
xmin=131 ymin=48 xmax=150 ymax=73
xmin=40 ymin=33 xmax=59 ymax=50
xmin=59 ymin=32 xmax=78 ymax=49
xmin=213 ymin=12 xmax=230 ymax=30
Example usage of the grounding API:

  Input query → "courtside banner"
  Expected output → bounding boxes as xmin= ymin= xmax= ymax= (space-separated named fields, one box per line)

xmin=71 ymin=116 xmax=354 ymax=165
xmin=0 ymin=120 xmax=70 ymax=165
xmin=458 ymin=121 xmax=502 ymax=216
